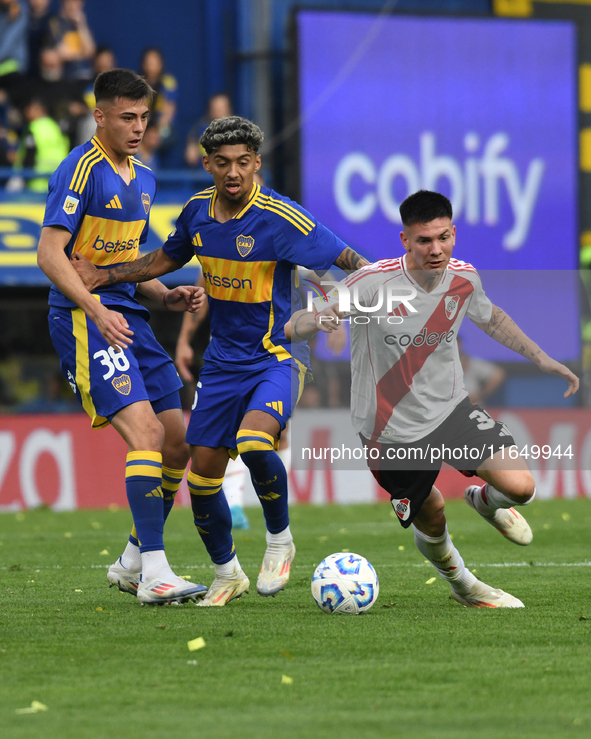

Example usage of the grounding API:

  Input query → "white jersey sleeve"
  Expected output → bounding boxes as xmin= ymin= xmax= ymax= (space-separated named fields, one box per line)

xmin=451 ymin=260 xmax=493 ymax=324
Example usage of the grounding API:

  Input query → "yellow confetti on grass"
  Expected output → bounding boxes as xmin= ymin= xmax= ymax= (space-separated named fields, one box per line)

xmin=64 ymin=532 xmax=72 ymax=538
xmin=339 ymin=528 xmax=348 ymax=534
xmin=99 ymin=549 xmax=110 ymax=556
xmin=425 ymin=577 xmax=436 ymax=585
xmin=187 ymin=637 xmax=206 ymax=652
xmin=96 ymin=607 xmax=103 ymax=612
xmin=562 ymin=513 xmax=571 ymax=522
xmin=543 ymin=523 xmax=551 ymax=530
xmin=91 ymin=522 xmax=101 ymax=530
xmin=74 ymin=589 xmax=83 ymax=593
xmin=398 ymin=545 xmax=405 ymax=551
xmin=281 ymin=675 xmax=293 ymax=685
xmin=15 ymin=701 xmax=48 ymax=714
xmin=318 ymin=536 xmax=329 ymax=543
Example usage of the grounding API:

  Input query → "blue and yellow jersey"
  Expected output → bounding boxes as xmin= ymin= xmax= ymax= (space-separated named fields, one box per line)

xmin=162 ymin=183 xmax=346 ymax=367
xmin=43 ymin=136 xmax=157 ymax=315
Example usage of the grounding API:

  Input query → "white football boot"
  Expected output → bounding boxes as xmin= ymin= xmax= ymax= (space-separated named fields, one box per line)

xmin=256 ymin=541 xmax=296 ymax=597
xmin=107 ymin=557 xmax=140 ymax=596
xmin=451 ymin=579 xmax=524 ymax=608
xmin=464 ymin=485 xmax=533 ymax=546
xmin=197 ymin=567 xmax=250 ymax=607
xmin=137 ymin=575 xmax=208 ymax=606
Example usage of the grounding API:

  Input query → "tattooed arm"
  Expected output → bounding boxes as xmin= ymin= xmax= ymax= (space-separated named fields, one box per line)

xmin=333 ymin=247 xmax=370 ymax=272
xmin=71 ymin=248 xmax=182 ymax=291
xmin=474 ymin=305 xmax=579 ymax=398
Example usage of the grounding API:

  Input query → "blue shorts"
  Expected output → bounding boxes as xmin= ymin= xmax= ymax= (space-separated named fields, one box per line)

xmin=186 ymin=359 xmax=306 ymax=450
xmin=49 ymin=306 xmax=182 ymax=428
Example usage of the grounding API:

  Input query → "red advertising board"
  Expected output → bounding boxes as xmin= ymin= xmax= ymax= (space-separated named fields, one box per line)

xmin=0 ymin=409 xmax=590 ymax=511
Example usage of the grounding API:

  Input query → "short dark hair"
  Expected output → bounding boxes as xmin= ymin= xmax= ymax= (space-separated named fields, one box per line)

xmin=200 ymin=116 xmax=264 ymax=155
xmin=94 ymin=68 xmax=154 ymax=105
xmin=399 ymin=190 xmax=453 ymax=226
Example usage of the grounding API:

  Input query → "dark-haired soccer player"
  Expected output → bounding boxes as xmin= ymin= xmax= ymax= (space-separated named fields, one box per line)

xmin=313 ymin=189 xmax=578 ymax=607
xmin=72 ymin=115 xmax=369 ymax=606
xmin=37 ymin=68 xmax=207 ymax=605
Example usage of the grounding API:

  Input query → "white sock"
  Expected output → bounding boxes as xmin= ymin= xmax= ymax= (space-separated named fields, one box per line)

xmin=276 ymin=447 xmax=291 ymax=475
xmin=412 ymin=525 xmax=477 ymax=595
xmin=266 ymin=525 xmax=293 ymax=547
xmin=141 ymin=550 xmax=174 ymax=582
xmin=120 ymin=541 xmax=141 ymax=571
xmin=215 ymin=554 xmax=242 ymax=578
xmin=475 ymin=483 xmax=536 ymax=516
xmin=224 ymin=456 xmax=247 ymax=508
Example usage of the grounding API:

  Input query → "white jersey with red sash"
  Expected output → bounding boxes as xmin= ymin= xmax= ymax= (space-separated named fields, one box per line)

xmin=336 ymin=256 xmax=493 ymax=443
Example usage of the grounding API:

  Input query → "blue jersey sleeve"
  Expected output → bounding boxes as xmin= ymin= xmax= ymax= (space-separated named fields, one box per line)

xmin=161 ymin=203 xmax=195 ymax=266
xmin=267 ymin=196 xmax=346 ymax=270
xmin=43 ymin=156 xmax=92 ymax=235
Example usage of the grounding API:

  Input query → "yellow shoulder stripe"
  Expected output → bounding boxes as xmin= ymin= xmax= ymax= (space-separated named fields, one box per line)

xmin=130 ymin=157 xmax=152 ymax=171
xmin=69 ymin=146 xmax=100 ymax=191
xmin=78 ymin=155 xmax=104 ymax=194
xmin=255 ymin=198 xmax=312 ymax=235
xmin=72 ymin=150 xmax=103 ymax=194
xmin=256 ymin=194 xmax=315 ymax=229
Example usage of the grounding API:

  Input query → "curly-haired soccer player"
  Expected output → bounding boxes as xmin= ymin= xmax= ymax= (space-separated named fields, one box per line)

xmin=72 ymin=115 xmax=369 ymax=605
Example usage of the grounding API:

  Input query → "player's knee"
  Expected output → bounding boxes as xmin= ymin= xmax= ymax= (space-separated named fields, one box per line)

xmin=138 ymin=417 xmax=165 ymax=452
xmin=415 ymin=500 xmax=446 ymax=538
xmin=162 ymin=440 xmax=190 ymax=471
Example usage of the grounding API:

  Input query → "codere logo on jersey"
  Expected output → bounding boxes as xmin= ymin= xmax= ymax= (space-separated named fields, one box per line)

xmin=384 ymin=328 xmax=455 ymax=347
xmin=112 ymin=374 xmax=131 ymax=395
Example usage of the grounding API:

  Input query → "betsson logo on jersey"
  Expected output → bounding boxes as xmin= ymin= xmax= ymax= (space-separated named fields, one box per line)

xmin=92 ymin=235 xmax=140 ymax=253
xmin=333 ymin=132 xmax=544 ymax=251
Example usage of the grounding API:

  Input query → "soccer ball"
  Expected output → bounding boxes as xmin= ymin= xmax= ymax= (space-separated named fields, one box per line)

xmin=311 ymin=552 xmax=379 ymax=614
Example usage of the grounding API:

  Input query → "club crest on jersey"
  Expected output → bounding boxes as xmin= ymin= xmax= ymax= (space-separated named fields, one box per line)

xmin=112 ymin=374 xmax=131 ymax=395
xmin=445 ymin=295 xmax=460 ymax=321
xmin=236 ymin=234 xmax=254 ymax=258
xmin=63 ymin=195 xmax=79 ymax=214
xmin=391 ymin=497 xmax=411 ymax=522
xmin=141 ymin=193 xmax=151 ymax=214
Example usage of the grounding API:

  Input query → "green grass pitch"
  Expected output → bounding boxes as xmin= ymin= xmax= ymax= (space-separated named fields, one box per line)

xmin=1 ymin=499 xmax=590 ymax=739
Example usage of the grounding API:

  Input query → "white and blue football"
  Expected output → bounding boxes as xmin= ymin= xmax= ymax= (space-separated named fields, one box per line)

xmin=311 ymin=552 xmax=379 ymax=614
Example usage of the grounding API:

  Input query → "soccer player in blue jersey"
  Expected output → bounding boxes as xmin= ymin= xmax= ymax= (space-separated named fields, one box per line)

xmin=37 ymin=68 xmax=208 ymax=605
xmin=72 ymin=115 xmax=369 ymax=606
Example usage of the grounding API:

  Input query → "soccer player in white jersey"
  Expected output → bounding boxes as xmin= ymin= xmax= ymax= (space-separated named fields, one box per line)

xmin=313 ymin=190 xmax=578 ymax=608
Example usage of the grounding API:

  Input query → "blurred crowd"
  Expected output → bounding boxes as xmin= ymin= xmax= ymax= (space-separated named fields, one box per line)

xmin=0 ymin=0 xmax=234 ymax=188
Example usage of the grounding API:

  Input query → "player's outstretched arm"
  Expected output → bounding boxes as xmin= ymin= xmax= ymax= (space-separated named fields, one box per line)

xmin=474 ymin=305 xmax=579 ymax=398
xmin=37 ymin=225 xmax=133 ymax=351
xmin=175 ymin=275 xmax=209 ymax=382
xmin=333 ymin=247 xmax=370 ymax=272
xmin=285 ymin=306 xmax=344 ymax=342
xmin=136 ymin=280 xmax=205 ymax=313
xmin=71 ymin=248 xmax=182 ymax=291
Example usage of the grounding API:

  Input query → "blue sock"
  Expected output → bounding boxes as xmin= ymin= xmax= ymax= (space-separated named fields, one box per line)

xmin=127 ymin=464 xmax=184 ymax=547
xmin=162 ymin=465 xmax=185 ymax=523
xmin=125 ymin=451 xmax=164 ymax=553
xmin=187 ymin=471 xmax=235 ymax=565
xmin=238 ymin=433 xmax=289 ymax=534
